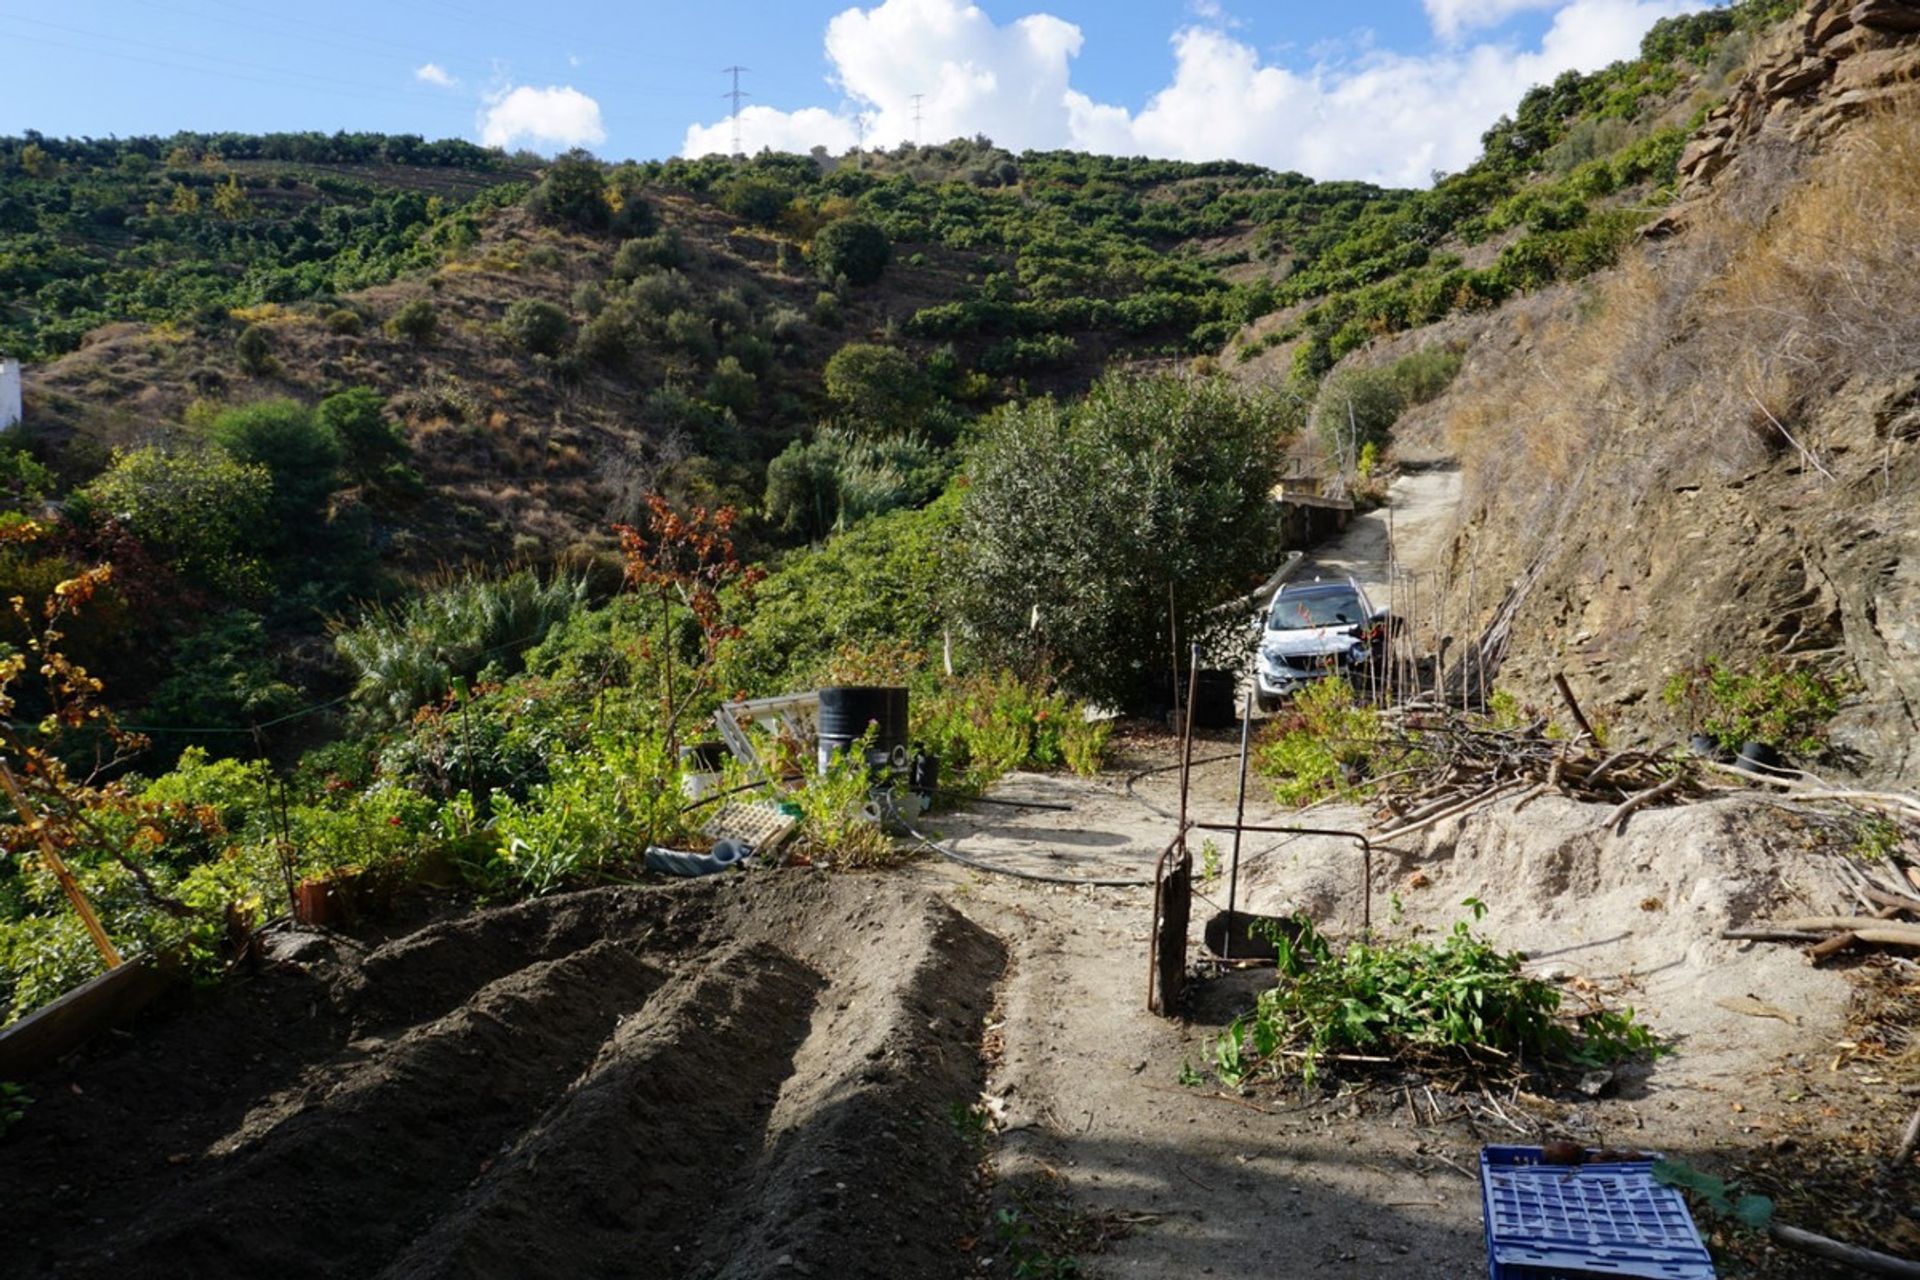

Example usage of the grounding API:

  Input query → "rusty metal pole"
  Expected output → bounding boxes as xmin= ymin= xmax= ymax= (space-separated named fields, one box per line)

xmin=1225 ymin=685 xmax=1253 ymax=961
xmin=0 ymin=761 xmax=122 ymax=969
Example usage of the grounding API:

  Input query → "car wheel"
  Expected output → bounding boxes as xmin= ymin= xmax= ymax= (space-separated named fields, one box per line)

xmin=1255 ymin=691 xmax=1281 ymax=714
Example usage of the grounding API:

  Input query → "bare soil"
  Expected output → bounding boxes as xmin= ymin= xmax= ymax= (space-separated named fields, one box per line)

xmin=0 ymin=875 xmax=1003 ymax=1280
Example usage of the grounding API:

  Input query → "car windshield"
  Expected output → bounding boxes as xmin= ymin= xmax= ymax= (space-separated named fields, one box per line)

xmin=1268 ymin=588 xmax=1363 ymax=630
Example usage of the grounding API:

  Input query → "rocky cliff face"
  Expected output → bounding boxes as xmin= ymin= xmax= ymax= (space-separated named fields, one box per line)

xmin=1677 ymin=0 xmax=1920 ymax=194
xmin=1424 ymin=2 xmax=1920 ymax=784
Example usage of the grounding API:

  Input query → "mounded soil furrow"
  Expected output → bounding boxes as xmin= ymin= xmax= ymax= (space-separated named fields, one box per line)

xmin=1 ymin=876 xmax=1013 ymax=1280
xmin=379 ymin=940 xmax=827 ymax=1280
xmin=691 ymin=897 xmax=1006 ymax=1280
xmin=72 ymin=940 xmax=668 ymax=1280
xmin=336 ymin=882 xmax=716 ymax=1033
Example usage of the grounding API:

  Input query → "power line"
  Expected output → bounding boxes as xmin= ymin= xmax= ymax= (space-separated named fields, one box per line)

xmin=722 ymin=65 xmax=751 ymax=157
xmin=910 ymin=93 xmax=924 ymax=147
xmin=8 ymin=18 xmax=431 ymax=109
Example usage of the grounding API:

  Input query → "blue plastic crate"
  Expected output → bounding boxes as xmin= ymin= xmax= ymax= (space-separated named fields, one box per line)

xmin=1480 ymin=1145 xmax=1715 ymax=1280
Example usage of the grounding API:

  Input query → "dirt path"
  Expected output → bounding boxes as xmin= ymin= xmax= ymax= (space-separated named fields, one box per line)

xmin=915 ymin=738 xmax=1889 ymax=1279
xmin=924 ymin=867 xmax=1489 ymax=1278
xmin=1299 ymin=461 xmax=1461 ymax=600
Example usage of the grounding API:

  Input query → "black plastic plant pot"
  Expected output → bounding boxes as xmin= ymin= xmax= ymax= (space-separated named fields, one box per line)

xmin=1190 ymin=669 xmax=1238 ymax=730
xmin=1736 ymin=740 xmax=1784 ymax=776
xmin=680 ymin=741 xmax=732 ymax=772
xmin=1687 ymin=733 xmax=1719 ymax=758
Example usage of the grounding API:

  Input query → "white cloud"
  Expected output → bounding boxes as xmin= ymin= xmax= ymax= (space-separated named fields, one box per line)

xmin=684 ymin=105 xmax=862 ymax=158
xmin=677 ymin=0 xmax=1689 ymax=185
xmin=414 ymin=61 xmax=458 ymax=88
xmin=1424 ymin=0 xmax=1563 ymax=41
xmin=1186 ymin=0 xmax=1243 ymax=27
xmin=478 ymin=85 xmax=606 ymax=152
xmin=682 ymin=0 xmax=1082 ymax=155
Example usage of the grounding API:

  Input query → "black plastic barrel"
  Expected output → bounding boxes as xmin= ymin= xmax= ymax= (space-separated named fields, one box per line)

xmin=1190 ymin=669 xmax=1238 ymax=729
xmin=817 ymin=686 xmax=910 ymax=775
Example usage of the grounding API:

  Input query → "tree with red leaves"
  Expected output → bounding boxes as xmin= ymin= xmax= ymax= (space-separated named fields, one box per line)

xmin=614 ymin=496 xmax=764 ymax=759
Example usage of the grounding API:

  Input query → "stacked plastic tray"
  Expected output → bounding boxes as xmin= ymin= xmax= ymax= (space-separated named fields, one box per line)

xmin=1480 ymin=1145 xmax=1716 ymax=1280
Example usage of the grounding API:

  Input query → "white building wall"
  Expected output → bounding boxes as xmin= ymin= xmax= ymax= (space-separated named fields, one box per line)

xmin=0 ymin=358 xmax=20 ymax=432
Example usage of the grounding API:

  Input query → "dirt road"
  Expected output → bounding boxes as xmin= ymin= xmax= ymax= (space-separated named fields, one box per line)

xmin=1297 ymin=461 xmax=1461 ymax=602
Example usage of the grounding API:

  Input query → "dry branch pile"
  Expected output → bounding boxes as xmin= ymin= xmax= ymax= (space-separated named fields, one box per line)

xmin=1367 ymin=707 xmax=1707 ymax=841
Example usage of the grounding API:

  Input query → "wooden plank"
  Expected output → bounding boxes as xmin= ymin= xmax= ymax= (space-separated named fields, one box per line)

xmin=0 ymin=957 xmax=178 ymax=1078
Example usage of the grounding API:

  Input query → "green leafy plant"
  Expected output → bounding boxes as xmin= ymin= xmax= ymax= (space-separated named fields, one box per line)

xmin=994 ymin=1209 xmax=1082 ymax=1280
xmin=1213 ymin=901 xmax=1660 ymax=1087
xmin=1662 ymin=657 xmax=1853 ymax=756
xmin=0 ymin=1082 xmax=31 ymax=1138
xmin=1198 ymin=838 xmax=1222 ymax=884
xmin=794 ymin=726 xmax=900 ymax=868
xmin=913 ymin=672 xmax=1110 ymax=794
xmin=1254 ymin=678 xmax=1390 ymax=806
xmin=1652 ymin=1159 xmax=1775 ymax=1230
xmin=948 ymin=1100 xmax=992 ymax=1148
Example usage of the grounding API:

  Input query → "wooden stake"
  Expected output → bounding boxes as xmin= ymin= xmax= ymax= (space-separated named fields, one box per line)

xmin=1553 ymin=673 xmax=1598 ymax=743
xmin=1895 ymin=1104 xmax=1920 ymax=1166
xmin=1770 ymin=1223 xmax=1920 ymax=1278
xmin=0 ymin=760 xmax=122 ymax=969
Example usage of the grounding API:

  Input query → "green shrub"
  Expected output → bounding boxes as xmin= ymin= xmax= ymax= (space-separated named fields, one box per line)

xmin=662 ymin=308 xmax=716 ymax=361
xmin=1253 ymin=678 xmax=1386 ymax=806
xmin=209 ymin=398 xmax=342 ymax=532
xmin=913 ymin=671 xmax=1112 ymax=793
xmin=502 ymin=298 xmax=570 ymax=355
xmin=386 ymin=297 xmax=438 ymax=344
xmin=611 ymin=230 xmax=687 ymax=278
xmin=954 ymin=372 xmax=1286 ymax=709
xmin=1212 ymin=902 xmax=1660 ymax=1088
xmin=482 ymin=728 xmax=691 ymax=894
xmin=234 ymin=323 xmax=275 ymax=374
xmin=81 ymin=446 xmax=272 ymax=594
xmin=795 ymin=727 xmax=901 ymax=868
xmin=316 ymin=386 xmax=408 ymax=484
xmin=323 ymin=308 xmax=364 ymax=336
xmin=822 ymin=342 xmax=930 ymax=431
xmin=1661 ymin=658 xmax=1853 ymax=756
xmin=139 ymin=610 xmax=301 ymax=745
xmin=700 ymin=355 xmax=755 ymax=416
xmin=718 ymin=176 xmax=791 ymax=225
xmin=812 ymin=218 xmax=891 ymax=286
xmin=730 ymin=493 xmax=958 ymax=693
xmin=526 ymin=150 xmax=611 ymax=230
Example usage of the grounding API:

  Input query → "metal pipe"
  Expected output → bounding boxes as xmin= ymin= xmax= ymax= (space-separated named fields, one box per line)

xmin=1177 ymin=643 xmax=1200 ymax=838
xmin=1225 ymin=685 xmax=1254 ymax=960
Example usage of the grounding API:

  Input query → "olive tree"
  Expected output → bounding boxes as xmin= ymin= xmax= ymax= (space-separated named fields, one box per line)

xmin=812 ymin=217 xmax=890 ymax=286
xmin=950 ymin=372 xmax=1288 ymax=710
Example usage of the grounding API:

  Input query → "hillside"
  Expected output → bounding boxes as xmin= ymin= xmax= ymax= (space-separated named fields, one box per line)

xmin=1348 ymin=0 xmax=1920 ymax=786
xmin=5 ymin=3 xmax=1788 ymax=563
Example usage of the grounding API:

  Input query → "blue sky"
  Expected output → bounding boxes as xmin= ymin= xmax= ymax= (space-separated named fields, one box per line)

xmin=3 ymin=0 xmax=1703 ymax=184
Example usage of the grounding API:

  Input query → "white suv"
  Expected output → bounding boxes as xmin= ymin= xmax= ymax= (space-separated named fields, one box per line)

xmin=1254 ymin=578 xmax=1387 ymax=711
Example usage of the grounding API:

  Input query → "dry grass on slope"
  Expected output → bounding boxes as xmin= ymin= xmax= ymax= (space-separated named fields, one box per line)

xmin=1447 ymin=103 xmax=1920 ymax=528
